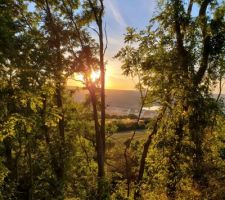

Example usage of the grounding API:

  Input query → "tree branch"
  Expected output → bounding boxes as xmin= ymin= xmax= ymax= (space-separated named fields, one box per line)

xmin=103 ymin=22 xmax=108 ymax=56
xmin=187 ymin=0 xmax=193 ymax=18
xmin=194 ymin=0 xmax=212 ymax=85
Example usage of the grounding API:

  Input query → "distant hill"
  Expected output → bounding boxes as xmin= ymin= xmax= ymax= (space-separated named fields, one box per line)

xmin=68 ymin=87 xmax=225 ymax=112
xmin=105 ymin=89 xmax=141 ymax=109
xmin=68 ymin=88 xmax=225 ymax=117
xmin=69 ymin=88 xmax=142 ymax=110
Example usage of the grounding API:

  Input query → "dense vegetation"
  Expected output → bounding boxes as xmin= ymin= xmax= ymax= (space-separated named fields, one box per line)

xmin=0 ymin=0 xmax=225 ymax=199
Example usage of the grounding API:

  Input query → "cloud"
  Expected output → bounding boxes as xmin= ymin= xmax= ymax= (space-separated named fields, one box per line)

xmin=141 ymin=0 xmax=157 ymax=17
xmin=106 ymin=0 xmax=127 ymax=28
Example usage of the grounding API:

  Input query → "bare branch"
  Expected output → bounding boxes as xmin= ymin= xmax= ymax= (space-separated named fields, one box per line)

xmin=99 ymin=0 xmax=104 ymax=18
xmin=216 ymin=75 xmax=224 ymax=102
xmin=194 ymin=0 xmax=212 ymax=85
xmin=187 ymin=0 xmax=193 ymax=18
xmin=88 ymin=25 xmax=100 ymax=36
xmin=103 ymin=22 xmax=108 ymax=56
xmin=68 ymin=77 xmax=85 ymax=85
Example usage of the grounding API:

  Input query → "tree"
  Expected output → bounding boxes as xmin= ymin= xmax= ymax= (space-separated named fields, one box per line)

xmin=117 ymin=0 xmax=225 ymax=199
xmin=0 ymin=0 xmax=96 ymax=199
xmin=83 ymin=0 xmax=107 ymax=199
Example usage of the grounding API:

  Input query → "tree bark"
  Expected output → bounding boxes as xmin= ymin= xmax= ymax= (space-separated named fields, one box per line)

xmin=87 ymin=1 xmax=106 ymax=198
xmin=134 ymin=107 xmax=166 ymax=199
xmin=194 ymin=0 xmax=212 ymax=85
xmin=27 ymin=134 xmax=33 ymax=200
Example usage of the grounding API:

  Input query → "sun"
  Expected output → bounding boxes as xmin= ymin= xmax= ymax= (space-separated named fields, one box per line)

xmin=67 ymin=70 xmax=101 ymax=87
xmin=74 ymin=70 xmax=100 ymax=82
xmin=90 ymin=70 xmax=100 ymax=82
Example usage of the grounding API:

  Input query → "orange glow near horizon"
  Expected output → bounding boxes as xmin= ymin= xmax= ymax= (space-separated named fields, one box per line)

xmin=66 ymin=64 xmax=136 ymax=90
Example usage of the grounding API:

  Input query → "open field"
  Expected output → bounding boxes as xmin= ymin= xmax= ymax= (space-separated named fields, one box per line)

xmin=110 ymin=130 xmax=147 ymax=145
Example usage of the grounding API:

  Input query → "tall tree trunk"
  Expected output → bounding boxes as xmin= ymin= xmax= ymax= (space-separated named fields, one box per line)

xmin=87 ymin=1 xmax=106 ymax=198
xmin=190 ymin=0 xmax=211 ymax=192
xmin=188 ymin=97 xmax=208 ymax=193
xmin=99 ymin=18 xmax=105 ymax=178
xmin=124 ymin=86 xmax=148 ymax=198
xmin=134 ymin=108 xmax=166 ymax=199
xmin=55 ymin=83 xmax=65 ymax=179
xmin=88 ymin=85 xmax=106 ymax=199
xmin=27 ymin=134 xmax=33 ymax=200
xmin=88 ymin=86 xmax=102 ymax=177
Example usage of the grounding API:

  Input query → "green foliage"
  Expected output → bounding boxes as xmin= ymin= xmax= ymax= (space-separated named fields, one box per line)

xmin=107 ymin=119 xmax=147 ymax=132
xmin=116 ymin=0 xmax=225 ymax=199
xmin=0 ymin=0 xmax=225 ymax=199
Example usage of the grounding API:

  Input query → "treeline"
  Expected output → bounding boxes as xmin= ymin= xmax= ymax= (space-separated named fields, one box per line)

xmin=0 ymin=0 xmax=225 ymax=200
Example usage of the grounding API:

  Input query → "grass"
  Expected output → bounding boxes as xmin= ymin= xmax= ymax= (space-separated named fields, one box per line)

xmin=110 ymin=130 xmax=147 ymax=146
xmin=106 ymin=130 xmax=148 ymax=174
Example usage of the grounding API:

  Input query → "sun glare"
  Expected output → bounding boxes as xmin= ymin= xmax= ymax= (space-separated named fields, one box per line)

xmin=90 ymin=70 xmax=100 ymax=82
xmin=69 ymin=68 xmax=119 ymax=89
xmin=73 ymin=70 xmax=100 ymax=84
xmin=76 ymin=74 xmax=84 ymax=82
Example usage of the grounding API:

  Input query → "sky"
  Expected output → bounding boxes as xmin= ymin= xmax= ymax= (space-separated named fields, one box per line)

xmin=104 ymin=0 xmax=157 ymax=90
xmin=68 ymin=0 xmax=157 ymax=90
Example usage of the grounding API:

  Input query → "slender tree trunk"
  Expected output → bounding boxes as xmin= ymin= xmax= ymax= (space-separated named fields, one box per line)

xmin=124 ymin=86 xmax=148 ymax=198
xmin=188 ymin=97 xmax=208 ymax=193
xmin=55 ymin=83 xmax=65 ymax=179
xmin=88 ymin=86 xmax=106 ymax=199
xmin=134 ymin=108 xmax=166 ymax=199
xmin=27 ymin=134 xmax=33 ymax=200
xmin=99 ymin=19 xmax=105 ymax=178
xmin=87 ymin=1 xmax=106 ymax=198
xmin=189 ymin=1 xmax=211 ymax=194
xmin=89 ymin=86 xmax=102 ymax=176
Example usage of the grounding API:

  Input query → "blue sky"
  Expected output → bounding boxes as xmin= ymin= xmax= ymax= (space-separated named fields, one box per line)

xmin=28 ymin=0 xmax=156 ymax=89
xmin=28 ymin=0 xmax=225 ymax=91
xmin=69 ymin=0 xmax=157 ymax=89
xmin=102 ymin=0 xmax=223 ymax=90
xmin=102 ymin=0 xmax=157 ymax=89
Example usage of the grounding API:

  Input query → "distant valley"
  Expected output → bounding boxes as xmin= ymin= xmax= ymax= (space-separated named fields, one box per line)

xmin=68 ymin=87 xmax=225 ymax=118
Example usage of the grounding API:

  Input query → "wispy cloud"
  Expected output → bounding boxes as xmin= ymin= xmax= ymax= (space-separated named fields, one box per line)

xmin=106 ymin=0 xmax=127 ymax=28
xmin=142 ymin=0 xmax=157 ymax=17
